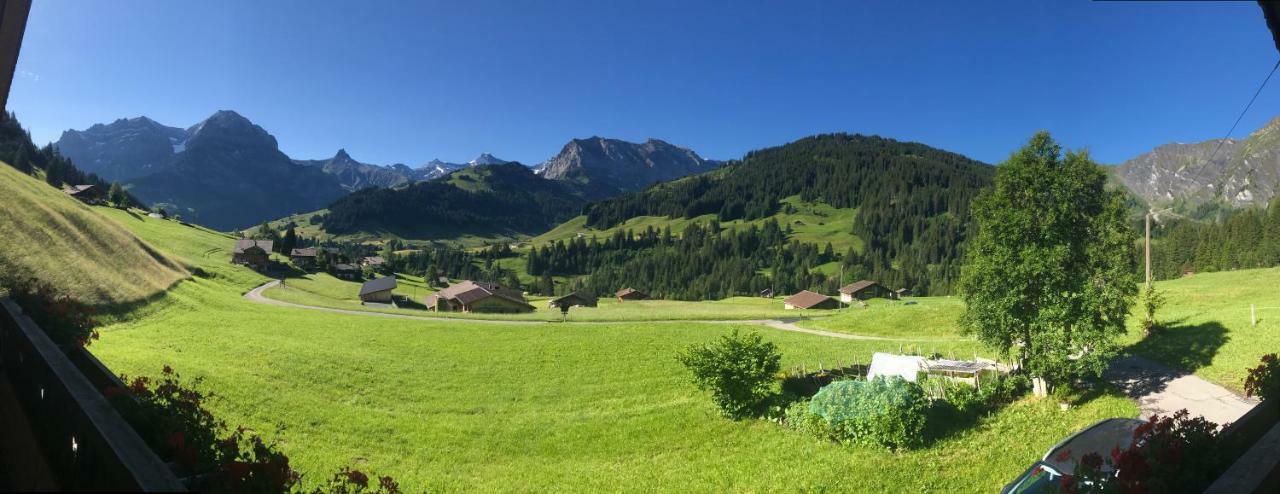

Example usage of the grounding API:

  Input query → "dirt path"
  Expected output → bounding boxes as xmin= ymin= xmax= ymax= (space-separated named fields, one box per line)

xmin=244 ymin=280 xmax=923 ymax=340
xmin=1106 ymin=356 xmax=1259 ymax=425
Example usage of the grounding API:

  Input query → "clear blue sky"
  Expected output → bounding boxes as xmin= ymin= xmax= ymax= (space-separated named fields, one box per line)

xmin=9 ymin=0 xmax=1280 ymax=166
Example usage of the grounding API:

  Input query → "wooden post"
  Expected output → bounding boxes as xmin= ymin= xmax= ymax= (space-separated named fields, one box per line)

xmin=1252 ymin=304 xmax=1257 ymax=326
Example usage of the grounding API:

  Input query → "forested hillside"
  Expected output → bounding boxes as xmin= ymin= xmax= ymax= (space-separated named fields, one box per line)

xmin=580 ymin=134 xmax=994 ymax=294
xmin=1148 ymin=201 xmax=1280 ymax=280
xmin=0 ymin=112 xmax=138 ymax=205
xmin=320 ymin=163 xmax=586 ymax=239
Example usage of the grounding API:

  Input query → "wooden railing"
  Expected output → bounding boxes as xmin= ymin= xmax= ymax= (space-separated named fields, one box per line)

xmin=0 ymin=297 xmax=185 ymax=491
xmin=1205 ymin=399 xmax=1280 ymax=494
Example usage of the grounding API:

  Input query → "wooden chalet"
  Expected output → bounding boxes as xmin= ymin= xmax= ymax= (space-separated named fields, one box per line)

xmin=360 ymin=256 xmax=386 ymax=268
xmin=426 ymin=280 xmax=534 ymax=314
xmin=783 ymin=290 xmax=838 ymax=310
xmin=615 ymin=288 xmax=648 ymax=302
xmin=893 ymin=288 xmax=912 ymax=300
xmin=331 ymin=263 xmax=361 ymax=280
xmin=289 ymin=247 xmax=318 ymax=268
xmin=548 ymin=292 xmax=598 ymax=309
xmin=63 ymin=184 xmax=105 ymax=205
xmin=231 ymin=239 xmax=274 ymax=269
xmin=839 ymin=280 xmax=889 ymax=302
xmin=358 ymin=276 xmax=397 ymax=303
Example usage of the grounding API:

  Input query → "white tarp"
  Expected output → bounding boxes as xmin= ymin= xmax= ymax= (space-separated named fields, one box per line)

xmin=866 ymin=353 xmax=926 ymax=382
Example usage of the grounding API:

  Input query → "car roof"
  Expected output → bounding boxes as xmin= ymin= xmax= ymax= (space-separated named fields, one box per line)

xmin=1041 ymin=418 xmax=1144 ymax=473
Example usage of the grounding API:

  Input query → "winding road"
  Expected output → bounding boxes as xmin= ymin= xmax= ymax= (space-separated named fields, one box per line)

xmin=245 ymin=280 xmax=1261 ymax=423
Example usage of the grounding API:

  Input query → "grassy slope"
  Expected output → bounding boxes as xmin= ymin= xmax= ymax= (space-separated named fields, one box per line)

xmin=533 ymin=195 xmax=863 ymax=252
xmin=86 ymin=207 xmax=1137 ymax=491
xmin=0 ymin=164 xmax=187 ymax=305
xmin=262 ymin=209 xmax=520 ymax=248
xmin=803 ymin=267 xmax=1280 ymax=392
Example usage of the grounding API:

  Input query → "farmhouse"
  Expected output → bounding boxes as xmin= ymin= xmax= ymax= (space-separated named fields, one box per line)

xmin=783 ymin=290 xmax=838 ymax=310
xmin=839 ymin=280 xmax=889 ymax=302
xmin=615 ymin=288 xmax=648 ymax=301
xmin=290 ymin=247 xmax=318 ymax=268
xmin=893 ymin=288 xmax=912 ymax=299
xmin=426 ymin=280 xmax=535 ymax=313
xmin=548 ymin=292 xmax=598 ymax=308
xmin=63 ymin=184 xmax=105 ymax=205
xmin=759 ymin=288 xmax=774 ymax=298
xmin=331 ymin=263 xmax=360 ymax=280
xmin=359 ymin=276 xmax=397 ymax=303
xmin=360 ymin=256 xmax=386 ymax=268
xmin=231 ymin=239 xmax=274 ymax=269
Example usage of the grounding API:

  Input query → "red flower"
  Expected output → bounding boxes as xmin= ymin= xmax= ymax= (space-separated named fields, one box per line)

xmin=1054 ymin=448 xmax=1073 ymax=462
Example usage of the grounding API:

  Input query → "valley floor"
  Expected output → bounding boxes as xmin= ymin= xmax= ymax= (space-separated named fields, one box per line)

xmin=77 ymin=206 xmax=1277 ymax=491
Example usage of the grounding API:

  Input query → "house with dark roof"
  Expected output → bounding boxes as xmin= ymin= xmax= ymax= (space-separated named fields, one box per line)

xmin=893 ymin=288 xmax=912 ymax=300
xmin=63 ymin=184 xmax=105 ymax=205
xmin=359 ymin=276 xmax=397 ymax=303
xmin=331 ymin=263 xmax=360 ymax=280
xmin=360 ymin=256 xmax=386 ymax=268
xmin=615 ymin=288 xmax=648 ymax=302
xmin=426 ymin=280 xmax=534 ymax=313
xmin=548 ymin=292 xmax=598 ymax=309
xmin=839 ymin=280 xmax=888 ymax=302
xmin=232 ymin=239 xmax=274 ymax=269
xmin=290 ymin=248 xmax=318 ymax=268
xmin=784 ymin=290 xmax=838 ymax=310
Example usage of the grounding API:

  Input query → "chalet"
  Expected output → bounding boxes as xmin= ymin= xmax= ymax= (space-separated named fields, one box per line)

xmin=290 ymin=248 xmax=318 ymax=268
xmin=839 ymin=280 xmax=889 ymax=302
xmin=893 ymin=288 xmax=912 ymax=300
xmin=548 ymin=292 xmax=598 ymax=309
xmin=783 ymin=290 xmax=838 ymax=310
xmin=360 ymin=256 xmax=386 ymax=268
xmin=615 ymin=288 xmax=648 ymax=302
xmin=426 ymin=280 xmax=534 ymax=313
xmin=359 ymin=276 xmax=397 ymax=304
xmin=759 ymin=288 xmax=775 ymax=298
xmin=331 ymin=263 xmax=361 ymax=280
xmin=231 ymin=239 xmax=274 ymax=269
xmin=63 ymin=184 xmax=105 ymax=205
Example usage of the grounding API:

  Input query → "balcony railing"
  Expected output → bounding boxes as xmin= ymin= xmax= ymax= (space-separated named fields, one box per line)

xmin=0 ymin=297 xmax=185 ymax=491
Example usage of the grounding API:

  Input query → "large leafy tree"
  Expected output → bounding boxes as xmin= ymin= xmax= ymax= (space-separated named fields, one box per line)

xmin=960 ymin=132 xmax=1136 ymax=389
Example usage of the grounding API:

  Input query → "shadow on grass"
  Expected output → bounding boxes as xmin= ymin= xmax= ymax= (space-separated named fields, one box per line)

xmin=1127 ymin=319 xmax=1229 ymax=373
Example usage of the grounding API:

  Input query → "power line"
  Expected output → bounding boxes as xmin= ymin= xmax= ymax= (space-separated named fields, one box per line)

xmin=1183 ymin=58 xmax=1280 ymax=190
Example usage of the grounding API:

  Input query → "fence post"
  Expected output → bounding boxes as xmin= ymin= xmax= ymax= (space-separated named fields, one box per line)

xmin=1252 ymin=304 xmax=1256 ymax=326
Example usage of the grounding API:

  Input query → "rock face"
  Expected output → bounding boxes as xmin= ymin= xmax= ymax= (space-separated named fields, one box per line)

xmin=125 ymin=110 xmax=347 ymax=230
xmin=538 ymin=137 xmax=719 ymax=198
xmin=1114 ymin=117 xmax=1280 ymax=211
xmin=55 ymin=117 xmax=188 ymax=182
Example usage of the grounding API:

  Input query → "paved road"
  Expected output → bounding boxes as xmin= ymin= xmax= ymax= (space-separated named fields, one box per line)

xmin=244 ymin=280 xmax=930 ymax=340
xmin=1106 ymin=356 xmax=1259 ymax=425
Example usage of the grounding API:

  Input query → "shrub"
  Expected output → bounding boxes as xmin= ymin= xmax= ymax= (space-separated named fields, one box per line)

xmin=303 ymin=466 xmax=402 ymax=494
xmin=678 ymin=330 xmax=781 ymax=419
xmin=1244 ymin=353 xmax=1279 ymax=400
xmin=1057 ymin=410 xmax=1223 ymax=493
xmin=806 ymin=377 xmax=929 ymax=449
xmin=2 ymin=276 xmax=98 ymax=347
xmin=106 ymin=366 xmax=300 ymax=493
xmin=1139 ymin=283 xmax=1166 ymax=335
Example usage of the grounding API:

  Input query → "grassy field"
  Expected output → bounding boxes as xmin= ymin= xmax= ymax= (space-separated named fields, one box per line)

xmin=63 ymin=200 xmax=1143 ymax=491
xmin=0 ymin=164 xmax=187 ymax=305
xmin=797 ymin=297 xmax=968 ymax=340
xmin=532 ymin=195 xmax=863 ymax=252
xmin=264 ymin=272 xmax=831 ymax=322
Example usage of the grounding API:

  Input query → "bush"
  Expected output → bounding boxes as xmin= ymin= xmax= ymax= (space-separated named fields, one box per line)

xmin=303 ymin=466 xmax=402 ymax=494
xmin=806 ymin=377 xmax=929 ymax=449
xmin=1244 ymin=353 xmax=1279 ymax=400
xmin=3 ymin=276 xmax=98 ymax=347
xmin=678 ymin=330 xmax=782 ymax=419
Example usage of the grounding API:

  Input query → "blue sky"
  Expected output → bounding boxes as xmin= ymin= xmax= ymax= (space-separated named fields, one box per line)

xmin=9 ymin=1 xmax=1280 ymax=166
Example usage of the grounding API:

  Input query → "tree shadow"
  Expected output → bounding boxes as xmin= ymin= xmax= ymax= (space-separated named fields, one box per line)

xmin=1106 ymin=320 xmax=1230 ymax=400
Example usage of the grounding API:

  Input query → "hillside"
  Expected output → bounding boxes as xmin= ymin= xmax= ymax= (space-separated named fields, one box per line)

xmin=0 ymin=162 xmax=187 ymax=306
xmin=578 ymin=133 xmax=994 ymax=294
xmin=1113 ymin=116 xmax=1280 ymax=215
xmin=316 ymin=163 xmax=586 ymax=241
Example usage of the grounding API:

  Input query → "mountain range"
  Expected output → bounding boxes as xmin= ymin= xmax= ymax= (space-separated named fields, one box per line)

xmin=56 ymin=112 xmax=717 ymax=230
xmin=1112 ymin=117 xmax=1280 ymax=215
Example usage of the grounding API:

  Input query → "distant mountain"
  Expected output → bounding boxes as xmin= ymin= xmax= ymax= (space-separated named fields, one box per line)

xmin=55 ymin=116 xmax=188 ymax=182
xmin=538 ymin=137 xmax=720 ymax=198
xmin=320 ymin=162 xmax=585 ymax=240
xmin=294 ymin=149 xmax=410 ymax=190
xmin=1113 ymin=117 xmax=1280 ymax=214
xmin=126 ymin=110 xmax=347 ymax=230
xmin=415 ymin=154 xmax=511 ymax=180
